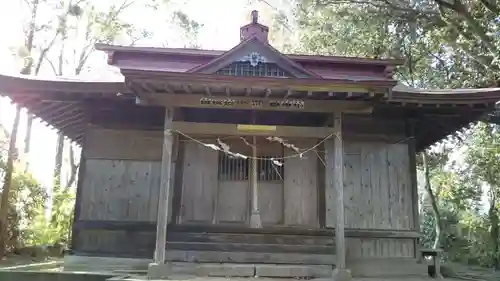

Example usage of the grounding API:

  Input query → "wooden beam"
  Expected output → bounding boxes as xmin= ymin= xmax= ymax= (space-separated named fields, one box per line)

xmin=250 ymin=136 xmax=262 ymax=228
xmin=142 ymin=93 xmax=373 ymax=114
xmin=154 ymin=108 xmax=174 ymax=264
xmin=73 ymin=220 xmax=157 ymax=231
xmin=125 ymin=71 xmax=392 ymax=93
xmin=345 ymin=229 xmax=421 ymax=239
xmin=172 ymin=122 xmax=336 ymax=138
xmin=72 ymin=219 xmax=421 ymax=240
xmin=333 ymin=111 xmax=346 ymax=269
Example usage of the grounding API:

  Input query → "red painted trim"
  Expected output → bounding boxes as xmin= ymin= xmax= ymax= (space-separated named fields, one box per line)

xmin=95 ymin=43 xmax=404 ymax=66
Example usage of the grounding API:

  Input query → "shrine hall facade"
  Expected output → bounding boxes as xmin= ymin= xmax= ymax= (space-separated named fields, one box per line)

xmin=1 ymin=10 xmax=500 ymax=280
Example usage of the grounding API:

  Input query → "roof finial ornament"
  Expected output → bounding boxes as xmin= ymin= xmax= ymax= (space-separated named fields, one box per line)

xmin=251 ymin=10 xmax=258 ymax=24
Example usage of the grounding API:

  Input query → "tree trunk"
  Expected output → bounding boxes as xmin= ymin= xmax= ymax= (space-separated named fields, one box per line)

xmin=65 ymin=144 xmax=78 ymax=189
xmin=488 ymin=193 xmax=499 ymax=269
xmin=53 ymin=133 xmax=64 ymax=188
xmin=20 ymin=0 xmax=41 ymax=172
xmin=23 ymin=114 xmax=33 ymax=172
xmin=422 ymin=151 xmax=443 ymax=249
xmin=0 ymin=105 xmax=21 ymax=257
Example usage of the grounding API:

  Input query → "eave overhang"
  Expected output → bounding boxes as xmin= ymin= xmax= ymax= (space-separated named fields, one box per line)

xmin=121 ymin=68 xmax=397 ymax=96
xmin=1 ymin=73 xmax=499 ymax=150
xmin=0 ymin=74 xmax=129 ymax=144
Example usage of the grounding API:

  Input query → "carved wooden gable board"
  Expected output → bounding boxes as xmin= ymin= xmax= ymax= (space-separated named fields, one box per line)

xmin=190 ymin=37 xmax=318 ymax=78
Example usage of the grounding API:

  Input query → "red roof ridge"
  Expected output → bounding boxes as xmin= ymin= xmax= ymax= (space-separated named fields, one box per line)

xmin=95 ymin=43 xmax=403 ymax=66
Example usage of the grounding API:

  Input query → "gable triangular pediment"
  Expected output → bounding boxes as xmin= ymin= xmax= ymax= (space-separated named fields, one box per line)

xmin=188 ymin=37 xmax=319 ymax=78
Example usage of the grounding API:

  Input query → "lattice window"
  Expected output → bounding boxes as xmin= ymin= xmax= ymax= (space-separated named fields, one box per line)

xmin=216 ymin=62 xmax=290 ymax=77
xmin=218 ymin=154 xmax=284 ymax=181
xmin=218 ymin=154 xmax=249 ymax=181
xmin=257 ymin=157 xmax=284 ymax=181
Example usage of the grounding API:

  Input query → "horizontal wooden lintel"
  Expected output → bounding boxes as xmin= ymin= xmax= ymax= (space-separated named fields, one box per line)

xmin=172 ymin=121 xmax=336 ymax=138
xmin=74 ymin=220 xmax=420 ymax=239
xmin=139 ymin=93 xmax=373 ymax=114
xmin=345 ymin=229 xmax=421 ymax=239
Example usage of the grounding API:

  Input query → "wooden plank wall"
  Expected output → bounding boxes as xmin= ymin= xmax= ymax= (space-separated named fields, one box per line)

xmin=74 ymin=126 xmax=164 ymax=257
xmin=284 ymin=140 xmax=319 ymax=227
xmin=326 ymin=138 xmax=417 ymax=260
xmin=179 ymin=141 xmax=219 ymax=224
xmin=347 ymin=142 xmax=415 ymax=259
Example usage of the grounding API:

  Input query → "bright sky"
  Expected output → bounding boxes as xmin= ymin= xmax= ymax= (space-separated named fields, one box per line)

xmin=0 ymin=0 xmax=278 ymax=187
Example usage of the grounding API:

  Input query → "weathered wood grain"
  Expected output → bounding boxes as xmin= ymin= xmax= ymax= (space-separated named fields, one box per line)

xmin=165 ymin=250 xmax=336 ymax=265
xmin=180 ymin=141 xmax=218 ymax=223
xmin=165 ymin=241 xmax=335 ymax=254
xmin=259 ymin=182 xmax=284 ymax=225
xmin=284 ymin=140 xmax=319 ymax=227
xmin=84 ymin=127 xmax=163 ymax=161
xmin=76 ymin=230 xmax=155 ymax=258
xmin=333 ymin=112 xmax=346 ymax=269
xmin=342 ymin=142 xmax=414 ymax=230
xmin=167 ymin=231 xmax=334 ymax=245
xmin=154 ymin=108 xmax=174 ymax=263
xmin=346 ymin=237 xmax=415 ymax=259
xmin=325 ymin=138 xmax=336 ymax=228
xmin=217 ymin=181 xmax=249 ymax=224
xmin=79 ymin=159 xmax=161 ymax=222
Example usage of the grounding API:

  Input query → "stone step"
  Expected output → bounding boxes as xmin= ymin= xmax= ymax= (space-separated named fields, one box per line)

xmin=149 ymin=262 xmax=333 ymax=279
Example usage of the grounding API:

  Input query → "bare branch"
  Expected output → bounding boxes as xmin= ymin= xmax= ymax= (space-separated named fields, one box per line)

xmin=478 ymin=0 xmax=500 ymax=14
xmin=33 ymin=33 xmax=59 ymax=75
xmin=44 ymin=57 xmax=58 ymax=76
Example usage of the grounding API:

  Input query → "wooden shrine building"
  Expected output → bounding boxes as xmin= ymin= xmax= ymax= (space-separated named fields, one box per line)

xmin=1 ymin=10 xmax=500 ymax=280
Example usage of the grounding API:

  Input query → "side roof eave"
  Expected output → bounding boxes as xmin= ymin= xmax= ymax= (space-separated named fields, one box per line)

xmin=0 ymin=73 xmax=130 ymax=145
xmin=391 ymin=83 xmax=500 ymax=104
xmin=0 ymin=73 xmax=128 ymax=94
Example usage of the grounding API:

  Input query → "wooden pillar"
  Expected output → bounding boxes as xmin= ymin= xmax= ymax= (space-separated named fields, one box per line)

xmin=406 ymin=119 xmax=421 ymax=258
xmin=153 ymin=107 xmax=174 ymax=264
xmin=325 ymin=112 xmax=350 ymax=280
xmin=333 ymin=111 xmax=346 ymax=270
xmin=250 ymin=135 xmax=262 ymax=228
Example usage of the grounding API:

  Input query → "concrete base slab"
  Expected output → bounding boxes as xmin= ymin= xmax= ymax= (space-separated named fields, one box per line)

xmin=148 ymin=262 xmax=254 ymax=279
xmin=348 ymin=258 xmax=428 ymax=278
xmin=332 ymin=268 xmax=352 ymax=281
xmin=255 ymin=264 xmax=332 ymax=278
xmin=64 ymin=255 xmax=150 ymax=272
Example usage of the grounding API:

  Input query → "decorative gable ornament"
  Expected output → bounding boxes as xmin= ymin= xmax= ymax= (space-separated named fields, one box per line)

xmin=238 ymin=52 xmax=268 ymax=67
